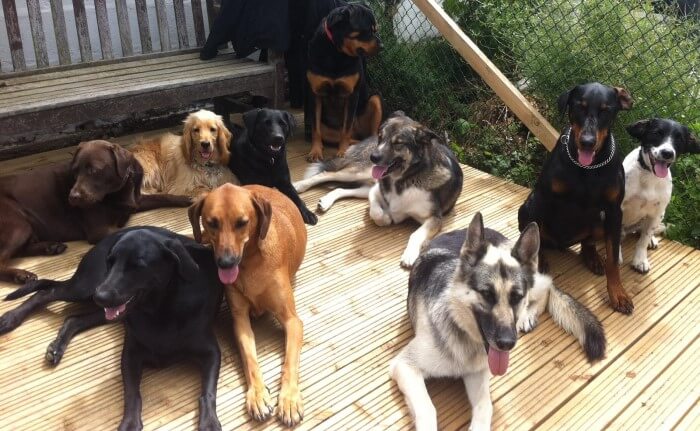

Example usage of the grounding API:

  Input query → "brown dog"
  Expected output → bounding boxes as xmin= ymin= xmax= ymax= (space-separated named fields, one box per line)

xmin=0 ymin=140 xmax=191 ymax=284
xmin=188 ymin=183 xmax=307 ymax=427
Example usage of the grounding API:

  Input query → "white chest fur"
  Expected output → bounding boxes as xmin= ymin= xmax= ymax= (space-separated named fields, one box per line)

xmin=384 ymin=186 xmax=434 ymax=223
xmin=622 ymin=148 xmax=672 ymax=228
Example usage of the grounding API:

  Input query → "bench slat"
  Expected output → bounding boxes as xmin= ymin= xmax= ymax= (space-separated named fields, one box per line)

xmin=191 ymin=0 xmax=206 ymax=46
xmin=26 ymin=0 xmax=49 ymax=68
xmin=115 ymin=0 xmax=134 ymax=56
xmin=49 ymin=0 xmax=71 ymax=65
xmin=154 ymin=0 xmax=171 ymax=51
xmin=2 ymin=0 xmax=26 ymax=71
xmin=173 ymin=0 xmax=189 ymax=48
xmin=134 ymin=0 xmax=152 ymax=54
xmin=94 ymin=0 xmax=113 ymax=60
xmin=71 ymin=0 xmax=92 ymax=61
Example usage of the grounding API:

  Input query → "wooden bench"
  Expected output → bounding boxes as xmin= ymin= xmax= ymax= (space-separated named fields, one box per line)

xmin=0 ymin=0 xmax=284 ymax=159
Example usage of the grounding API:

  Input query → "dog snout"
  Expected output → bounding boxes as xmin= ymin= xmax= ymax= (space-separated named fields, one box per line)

xmin=93 ymin=286 xmax=117 ymax=307
xmin=370 ymin=151 xmax=382 ymax=164
xmin=495 ymin=327 xmax=517 ymax=351
xmin=217 ymin=253 xmax=239 ymax=269
xmin=375 ymin=36 xmax=383 ymax=50
xmin=271 ymin=134 xmax=285 ymax=146
xmin=200 ymin=141 xmax=211 ymax=150
xmin=660 ymin=149 xmax=674 ymax=160
xmin=580 ymin=134 xmax=596 ymax=149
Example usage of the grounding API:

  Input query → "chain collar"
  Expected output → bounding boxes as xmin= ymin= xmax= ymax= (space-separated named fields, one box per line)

xmin=562 ymin=126 xmax=616 ymax=170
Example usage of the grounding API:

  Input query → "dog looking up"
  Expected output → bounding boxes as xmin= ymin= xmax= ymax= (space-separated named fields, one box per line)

xmin=621 ymin=118 xmax=700 ymax=273
xmin=131 ymin=109 xmax=239 ymax=197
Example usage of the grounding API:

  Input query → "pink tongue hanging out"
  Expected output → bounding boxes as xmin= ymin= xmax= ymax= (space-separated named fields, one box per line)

xmin=372 ymin=165 xmax=388 ymax=180
xmin=218 ymin=266 xmax=240 ymax=284
xmin=104 ymin=303 xmax=127 ymax=321
xmin=578 ymin=149 xmax=595 ymax=166
xmin=652 ymin=160 xmax=669 ymax=178
xmin=488 ymin=347 xmax=510 ymax=376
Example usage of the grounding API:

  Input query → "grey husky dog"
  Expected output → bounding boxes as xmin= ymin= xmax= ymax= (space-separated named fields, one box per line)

xmin=390 ymin=212 xmax=606 ymax=431
xmin=294 ymin=111 xmax=463 ymax=267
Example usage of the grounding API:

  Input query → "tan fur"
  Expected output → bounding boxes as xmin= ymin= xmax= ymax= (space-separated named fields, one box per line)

xmin=131 ymin=110 xmax=239 ymax=197
xmin=188 ymin=183 xmax=307 ymax=426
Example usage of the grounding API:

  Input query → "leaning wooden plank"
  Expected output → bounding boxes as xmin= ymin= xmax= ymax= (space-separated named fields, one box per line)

xmin=94 ymin=0 xmax=113 ymax=59
xmin=173 ymin=0 xmax=190 ymax=48
xmin=154 ymin=0 xmax=171 ymax=51
xmin=134 ymin=0 xmax=152 ymax=53
xmin=114 ymin=0 xmax=133 ymax=56
xmin=2 ymin=0 xmax=27 ymax=70
xmin=71 ymin=0 xmax=92 ymax=61
xmin=412 ymin=0 xmax=559 ymax=151
xmin=48 ymin=0 xmax=70 ymax=65
xmin=26 ymin=0 xmax=49 ymax=67
xmin=191 ymin=0 xmax=206 ymax=46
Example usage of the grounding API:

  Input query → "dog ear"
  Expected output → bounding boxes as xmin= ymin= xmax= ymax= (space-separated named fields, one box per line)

xmin=182 ymin=114 xmax=195 ymax=163
xmin=252 ymin=194 xmax=272 ymax=240
xmin=283 ymin=111 xmax=297 ymax=138
xmin=614 ymin=87 xmax=633 ymax=110
xmin=243 ymin=109 xmax=261 ymax=135
xmin=108 ymin=142 xmax=135 ymax=180
xmin=684 ymin=127 xmax=700 ymax=154
xmin=415 ymin=126 xmax=440 ymax=145
xmin=216 ymin=115 xmax=232 ymax=164
xmin=326 ymin=6 xmax=350 ymax=29
xmin=512 ymin=222 xmax=540 ymax=270
xmin=626 ymin=119 xmax=650 ymax=140
xmin=389 ymin=110 xmax=406 ymax=119
xmin=460 ymin=212 xmax=485 ymax=264
xmin=188 ymin=195 xmax=207 ymax=243
xmin=162 ymin=238 xmax=199 ymax=280
xmin=556 ymin=88 xmax=572 ymax=116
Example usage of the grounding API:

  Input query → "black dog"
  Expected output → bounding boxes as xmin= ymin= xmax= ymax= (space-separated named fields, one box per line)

xmin=0 ymin=227 xmax=224 ymax=430
xmin=306 ymin=2 xmax=383 ymax=161
xmin=229 ymin=108 xmax=318 ymax=225
xmin=518 ymin=82 xmax=635 ymax=314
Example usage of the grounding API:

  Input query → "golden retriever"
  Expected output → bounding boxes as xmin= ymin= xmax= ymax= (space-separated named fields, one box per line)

xmin=131 ymin=109 xmax=239 ymax=197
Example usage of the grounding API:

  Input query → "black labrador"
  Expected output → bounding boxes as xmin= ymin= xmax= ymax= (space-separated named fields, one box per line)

xmin=0 ymin=226 xmax=224 ymax=431
xmin=228 ymin=108 xmax=318 ymax=225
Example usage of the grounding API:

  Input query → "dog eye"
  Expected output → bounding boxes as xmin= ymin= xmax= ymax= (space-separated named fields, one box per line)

xmin=210 ymin=127 xmax=216 ymax=133
xmin=207 ymin=218 xmax=219 ymax=229
xmin=194 ymin=127 xmax=200 ymax=133
xmin=235 ymin=219 xmax=249 ymax=229
xmin=510 ymin=291 xmax=524 ymax=305
xmin=478 ymin=289 xmax=496 ymax=304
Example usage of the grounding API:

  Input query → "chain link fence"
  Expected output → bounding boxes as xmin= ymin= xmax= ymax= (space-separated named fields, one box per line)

xmin=365 ymin=0 xmax=700 ymax=246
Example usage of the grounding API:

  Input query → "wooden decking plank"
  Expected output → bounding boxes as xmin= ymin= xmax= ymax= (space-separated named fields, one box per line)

xmin=674 ymin=402 xmax=700 ymax=431
xmin=607 ymin=337 xmax=699 ymax=430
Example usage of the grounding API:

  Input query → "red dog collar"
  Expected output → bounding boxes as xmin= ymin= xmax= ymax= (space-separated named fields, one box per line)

xmin=323 ymin=19 xmax=334 ymax=43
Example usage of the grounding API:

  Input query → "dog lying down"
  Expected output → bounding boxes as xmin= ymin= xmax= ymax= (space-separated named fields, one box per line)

xmin=390 ymin=213 xmax=606 ymax=431
xmin=0 ymin=227 xmax=224 ymax=430
xmin=294 ymin=111 xmax=463 ymax=267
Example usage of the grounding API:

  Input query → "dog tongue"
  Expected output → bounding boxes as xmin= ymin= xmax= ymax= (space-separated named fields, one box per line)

xmin=372 ymin=165 xmax=388 ymax=179
xmin=218 ymin=266 xmax=239 ymax=284
xmin=488 ymin=347 xmax=509 ymax=376
xmin=104 ymin=303 xmax=126 ymax=321
xmin=578 ymin=149 xmax=595 ymax=166
xmin=653 ymin=160 xmax=669 ymax=178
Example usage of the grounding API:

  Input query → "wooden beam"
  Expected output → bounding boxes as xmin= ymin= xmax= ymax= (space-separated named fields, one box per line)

xmin=411 ymin=0 xmax=559 ymax=151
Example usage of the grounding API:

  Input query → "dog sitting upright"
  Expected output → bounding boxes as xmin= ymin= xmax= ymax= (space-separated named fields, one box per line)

xmin=306 ymin=3 xmax=383 ymax=161
xmin=518 ymin=82 xmax=634 ymax=314
xmin=621 ymin=118 xmax=700 ymax=273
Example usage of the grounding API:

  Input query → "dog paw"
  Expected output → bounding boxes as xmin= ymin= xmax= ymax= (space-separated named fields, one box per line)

xmin=317 ymin=195 xmax=334 ymax=213
xmin=581 ymin=250 xmax=605 ymax=276
xmin=610 ymin=291 xmax=634 ymax=315
xmin=0 ymin=312 xmax=20 ymax=335
xmin=369 ymin=208 xmax=392 ymax=227
xmin=648 ymin=236 xmax=659 ymax=250
xmin=45 ymin=340 xmax=66 ymax=366
xmin=246 ymin=385 xmax=273 ymax=422
xmin=632 ymin=258 xmax=650 ymax=274
xmin=197 ymin=417 xmax=222 ymax=431
xmin=13 ymin=270 xmax=37 ymax=285
xmin=276 ymin=385 xmax=304 ymax=427
xmin=517 ymin=313 xmax=538 ymax=333
xmin=302 ymin=208 xmax=318 ymax=225
xmin=45 ymin=242 xmax=67 ymax=255
xmin=306 ymin=149 xmax=323 ymax=162
xmin=400 ymin=247 xmax=420 ymax=269
xmin=117 ymin=417 xmax=143 ymax=431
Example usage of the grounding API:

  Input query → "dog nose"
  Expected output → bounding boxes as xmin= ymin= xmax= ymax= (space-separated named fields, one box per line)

xmin=200 ymin=141 xmax=211 ymax=149
xmin=660 ymin=149 xmax=674 ymax=160
xmin=271 ymin=134 xmax=284 ymax=145
xmin=376 ymin=36 xmax=383 ymax=50
xmin=69 ymin=189 xmax=83 ymax=202
xmin=370 ymin=152 xmax=381 ymax=164
xmin=495 ymin=331 xmax=516 ymax=351
xmin=93 ymin=288 xmax=115 ymax=307
xmin=580 ymin=134 xmax=596 ymax=149
xmin=217 ymin=254 xmax=237 ymax=269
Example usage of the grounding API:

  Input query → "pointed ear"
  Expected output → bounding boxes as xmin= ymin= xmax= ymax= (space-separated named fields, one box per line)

xmin=415 ymin=126 xmax=440 ymax=145
xmin=512 ymin=222 xmax=540 ymax=269
xmin=252 ymin=193 xmax=272 ymax=240
xmin=283 ymin=111 xmax=297 ymax=138
xmin=243 ymin=109 xmax=260 ymax=134
xmin=216 ymin=115 xmax=232 ymax=164
xmin=162 ymin=239 xmax=199 ymax=280
xmin=626 ymin=119 xmax=650 ymax=140
xmin=460 ymin=212 xmax=485 ymax=264
xmin=188 ymin=195 xmax=206 ymax=243
xmin=557 ymin=88 xmax=572 ymax=116
xmin=389 ymin=110 xmax=406 ymax=119
xmin=615 ymin=87 xmax=633 ymax=110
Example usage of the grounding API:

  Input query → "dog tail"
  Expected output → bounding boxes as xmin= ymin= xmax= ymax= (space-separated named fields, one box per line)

xmin=4 ymin=279 xmax=56 ymax=301
xmin=544 ymin=276 xmax=607 ymax=362
xmin=303 ymin=156 xmax=354 ymax=179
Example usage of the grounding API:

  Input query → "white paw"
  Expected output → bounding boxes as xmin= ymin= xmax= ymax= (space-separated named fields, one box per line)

xmin=648 ymin=236 xmax=659 ymax=250
xmin=318 ymin=195 xmax=334 ymax=212
xmin=632 ymin=258 xmax=650 ymax=274
xmin=400 ymin=246 xmax=420 ymax=269
xmin=370 ymin=208 xmax=392 ymax=226
xmin=468 ymin=420 xmax=490 ymax=431
xmin=414 ymin=411 xmax=438 ymax=431
xmin=292 ymin=182 xmax=305 ymax=193
xmin=517 ymin=313 xmax=538 ymax=333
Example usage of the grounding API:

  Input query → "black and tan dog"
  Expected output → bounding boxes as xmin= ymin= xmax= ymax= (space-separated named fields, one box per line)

xmin=306 ymin=2 xmax=383 ymax=161
xmin=518 ymin=82 xmax=634 ymax=314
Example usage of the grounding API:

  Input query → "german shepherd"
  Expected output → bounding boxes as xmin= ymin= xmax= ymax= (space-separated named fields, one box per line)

xmin=294 ymin=111 xmax=463 ymax=267
xmin=390 ymin=213 xmax=606 ymax=431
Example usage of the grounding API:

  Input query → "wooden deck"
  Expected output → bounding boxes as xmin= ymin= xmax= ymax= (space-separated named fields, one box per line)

xmin=0 ymin=130 xmax=698 ymax=430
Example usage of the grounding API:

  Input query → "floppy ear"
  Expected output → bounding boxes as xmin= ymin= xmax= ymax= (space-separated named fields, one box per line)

xmin=216 ymin=115 xmax=232 ymax=164
xmin=415 ymin=126 xmax=441 ymax=145
xmin=188 ymin=195 xmax=206 ymax=243
xmin=326 ymin=6 xmax=349 ymax=29
xmin=243 ymin=109 xmax=260 ymax=135
xmin=389 ymin=110 xmax=406 ymax=119
xmin=615 ymin=87 xmax=633 ymax=110
xmin=252 ymin=193 xmax=272 ymax=240
xmin=162 ymin=239 xmax=199 ymax=281
xmin=626 ymin=119 xmax=649 ymax=140
xmin=460 ymin=212 xmax=485 ymax=265
xmin=182 ymin=114 xmax=195 ymax=162
xmin=684 ymin=127 xmax=700 ymax=154
xmin=512 ymin=222 xmax=540 ymax=270
xmin=283 ymin=111 xmax=297 ymax=138
xmin=109 ymin=142 xmax=135 ymax=180
xmin=556 ymin=88 xmax=572 ymax=116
